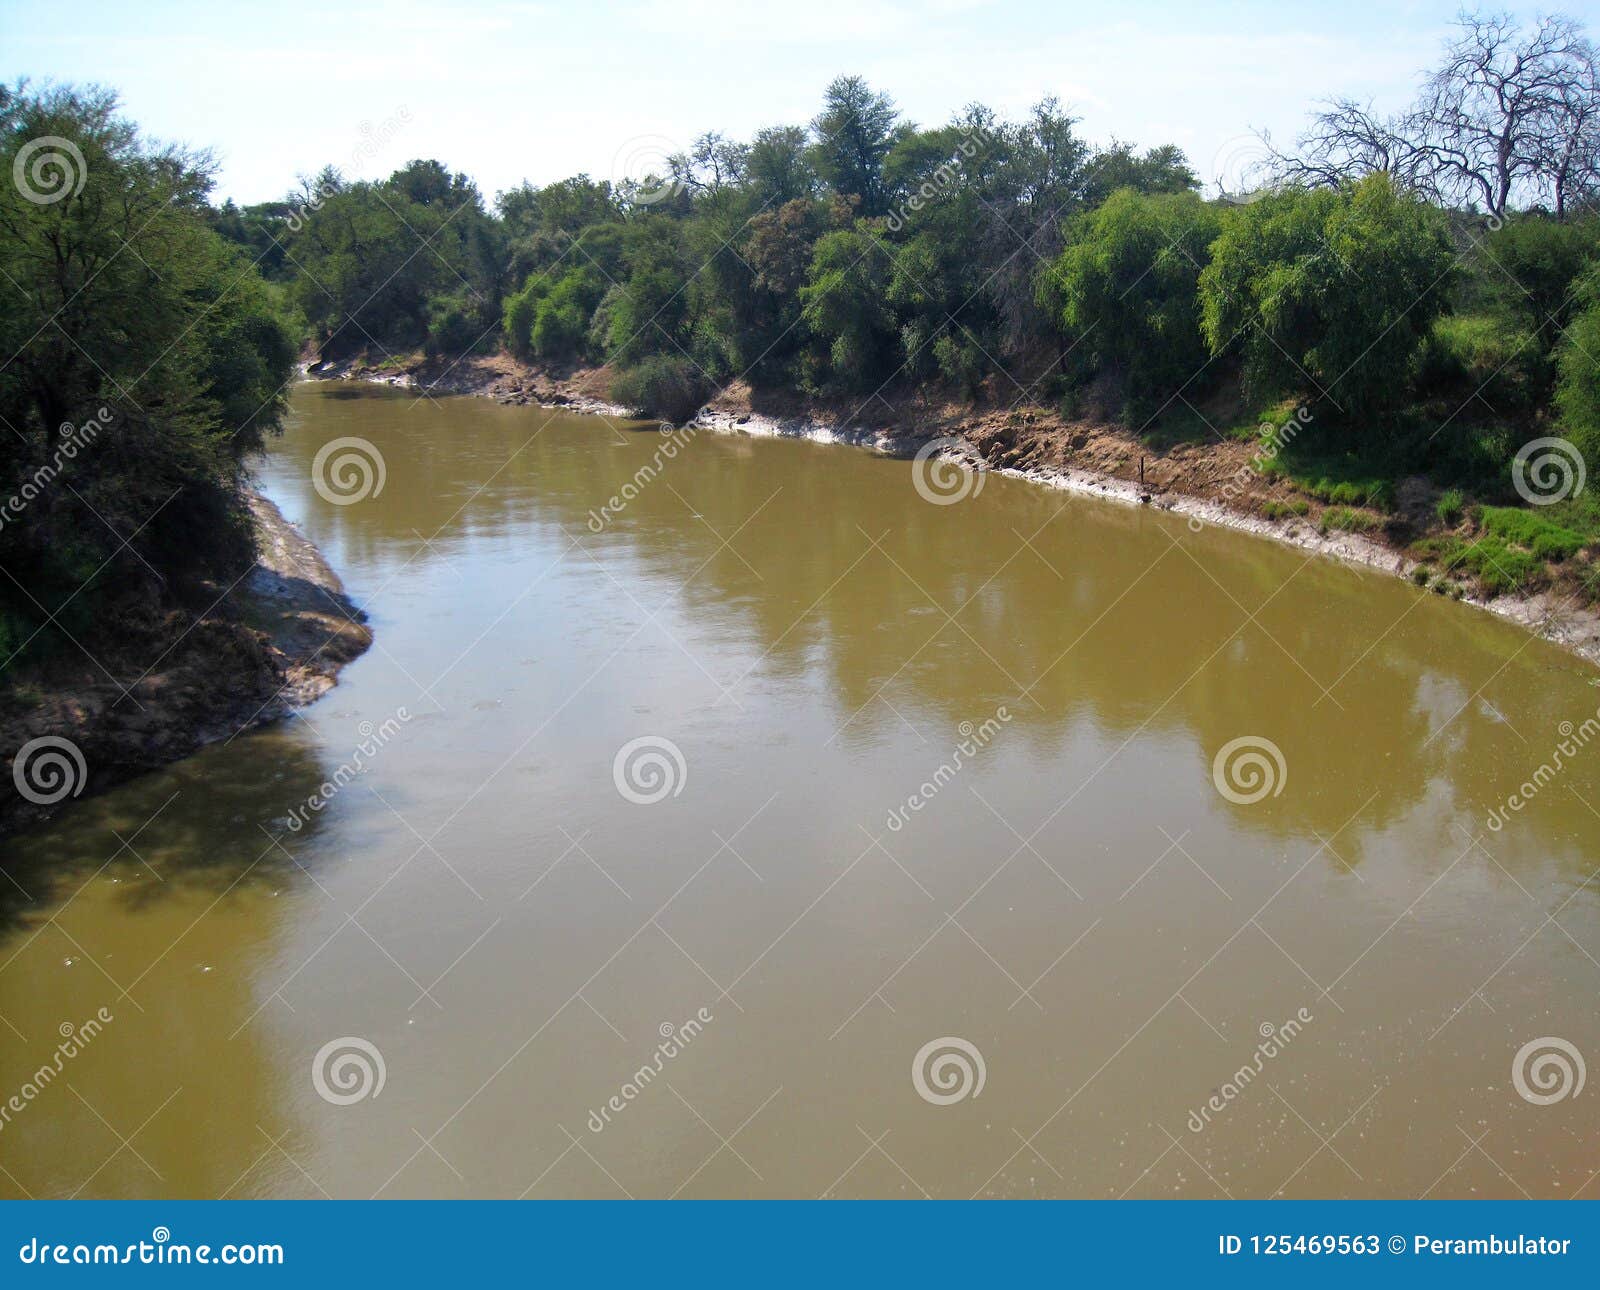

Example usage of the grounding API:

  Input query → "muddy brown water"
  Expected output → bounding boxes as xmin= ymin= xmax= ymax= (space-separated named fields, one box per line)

xmin=2 ymin=381 xmax=1597 ymax=1198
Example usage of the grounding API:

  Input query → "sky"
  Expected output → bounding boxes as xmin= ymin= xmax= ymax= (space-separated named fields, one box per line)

xmin=1 ymin=0 xmax=1578 ymax=206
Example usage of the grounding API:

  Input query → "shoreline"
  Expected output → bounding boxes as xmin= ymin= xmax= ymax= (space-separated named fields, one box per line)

xmin=310 ymin=352 xmax=1600 ymax=672
xmin=0 ymin=494 xmax=371 ymax=839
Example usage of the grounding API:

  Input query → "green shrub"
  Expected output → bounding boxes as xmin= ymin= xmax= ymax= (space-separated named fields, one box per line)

xmin=425 ymin=293 xmax=483 ymax=358
xmin=1200 ymin=174 xmax=1454 ymax=419
xmin=610 ymin=355 xmax=709 ymax=424
xmin=1482 ymin=214 xmax=1600 ymax=339
xmin=1261 ymin=499 xmax=1310 ymax=520
xmin=1555 ymin=270 xmax=1600 ymax=466
xmin=1435 ymin=489 xmax=1465 ymax=525
xmin=1041 ymin=189 xmax=1224 ymax=412
xmin=1418 ymin=533 xmax=1543 ymax=596
xmin=1417 ymin=313 xmax=1546 ymax=409
xmin=1478 ymin=506 xmax=1587 ymax=560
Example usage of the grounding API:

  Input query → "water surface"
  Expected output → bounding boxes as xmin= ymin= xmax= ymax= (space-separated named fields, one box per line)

xmin=2 ymin=382 xmax=1596 ymax=1198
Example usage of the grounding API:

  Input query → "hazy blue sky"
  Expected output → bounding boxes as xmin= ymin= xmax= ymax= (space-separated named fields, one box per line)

xmin=1 ymin=0 xmax=1575 ymax=205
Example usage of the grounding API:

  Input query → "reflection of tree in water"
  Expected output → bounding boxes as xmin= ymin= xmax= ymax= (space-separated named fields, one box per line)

xmin=270 ymin=388 xmax=1600 ymax=886
xmin=0 ymin=728 xmax=341 ymax=938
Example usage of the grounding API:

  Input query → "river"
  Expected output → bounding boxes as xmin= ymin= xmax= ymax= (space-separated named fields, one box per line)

xmin=1 ymin=381 xmax=1596 ymax=1198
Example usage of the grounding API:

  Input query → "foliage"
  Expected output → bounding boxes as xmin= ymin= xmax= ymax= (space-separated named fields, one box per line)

xmin=1200 ymin=175 xmax=1455 ymax=420
xmin=0 ymin=83 xmax=296 ymax=658
xmin=1477 ymin=505 xmax=1588 ymax=559
xmin=798 ymin=227 xmax=897 ymax=390
xmin=1041 ymin=190 xmax=1223 ymax=413
xmin=1555 ymin=267 xmax=1600 ymax=463
xmin=609 ymin=355 xmax=708 ymax=423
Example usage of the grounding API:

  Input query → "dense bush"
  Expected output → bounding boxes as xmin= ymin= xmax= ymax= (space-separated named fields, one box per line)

xmin=1041 ymin=190 xmax=1224 ymax=414
xmin=1 ymin=84 xmax=296 ymax=659
xmin=798 ymin=228 xmax=898 ymax=391
xmin=609 ymin=355 xmax=709 ymax=424
xmin=1555 ymin=269 xmax=1600 ymax=464
xmin=1200 ymin=176 xmax=1455 ymax=420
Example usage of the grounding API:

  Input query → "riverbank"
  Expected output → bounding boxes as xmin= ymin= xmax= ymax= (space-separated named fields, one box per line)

xmin=313 ymin=350 xmax=1600 ymax=671
xmin=0 ymin=495 xmax=371 ymax=838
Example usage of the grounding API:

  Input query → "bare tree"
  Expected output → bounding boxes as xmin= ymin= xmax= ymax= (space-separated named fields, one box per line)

xmin=1268 ymin=11 xmax=1600 ymax=217
xmin=1414 ymin=11 xmax=1593 ymax=217
xmin=1541 ymin=53 xmax=1600 ymax=215
xmin=1265 ymin=98 xmax=1435 ymax=194
xmin=668 ymin=132 xmax=751 ymax=197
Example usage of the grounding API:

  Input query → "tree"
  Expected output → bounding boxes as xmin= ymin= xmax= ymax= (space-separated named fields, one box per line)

xmin=0 ymin=83 xmax=295 ymax=651
xmin=1415 ymin=12 xmax=1597 ymax=218
xmin=1265 ymin=98 xmax=1435 ymax=193
xmin=746 ymin=126 xmax=816 ymax=208
xmin=1042 ymin=189 xmax=1222 ymax=409
xmin=1200 ymin=175 xmax=1455 ymax=418
xmin=1271 ymin=13 xmax=1600 ymax=218
xmin=810 ymin=76 xmax=903 ymax=217
xmin=798 ymin=228 xmax=898 ymax=389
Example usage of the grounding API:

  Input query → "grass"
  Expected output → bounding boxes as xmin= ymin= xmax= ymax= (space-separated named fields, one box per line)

xmin=1435 ymin=489 xmax=1465 ymax=525
xmin=1258 ymin=453 xmax=1397 ymax=511
xmin=1417 ymin=533 xmax=1544 ymax=596
xmin=1319 ymin=506 xmax=1381 ymax=534
xmin=1478 ymin=506 xmax=1589 ymax=560
xmin=1261 ymin=499 xmax=1310 ymax=521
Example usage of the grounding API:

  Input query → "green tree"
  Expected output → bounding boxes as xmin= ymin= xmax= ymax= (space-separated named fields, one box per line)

xmin=1200 ymin=174 xmax=1454 ymax=417
xmin=798 ymin=228 xmax=898 ymax=389
xmin=0 ymin=83 xmax=295 ymax=654
xmin=1042 ymin=189 xmax=1223 ymax=409
xmin=810 ymin=76 xmax=903 ymax=217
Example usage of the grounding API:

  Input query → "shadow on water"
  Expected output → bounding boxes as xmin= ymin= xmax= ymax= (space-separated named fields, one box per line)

xmin=0 ymin=725 xmax=343 ymax=938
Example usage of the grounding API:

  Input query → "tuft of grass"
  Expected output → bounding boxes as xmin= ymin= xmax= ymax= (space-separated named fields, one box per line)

xmin=1478 ymin=505 xmax=1588 ymax=560
xmin=1410 ymin=565 xmax=1432 ymax=585
xmin=1261 ymin=499 xmax=1310 ymax=521
xmin=1319 ymin=506 xmax=1381 ymax=534
xmin=1435 ymin=489 xmax=1465 ymax=526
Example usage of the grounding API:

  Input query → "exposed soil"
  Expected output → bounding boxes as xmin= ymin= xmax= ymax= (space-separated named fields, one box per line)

xmin=0 ymin=495 xmax=372 ymax=839
xmin=311 ymin=349 xmax=1600 ymax=670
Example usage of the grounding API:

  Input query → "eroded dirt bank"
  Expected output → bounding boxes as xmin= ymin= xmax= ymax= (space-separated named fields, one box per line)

xmin=312 ymin=351 xmax=1600 ymax=671
xmin=0 ymin=495 xmax=371 ymax=838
